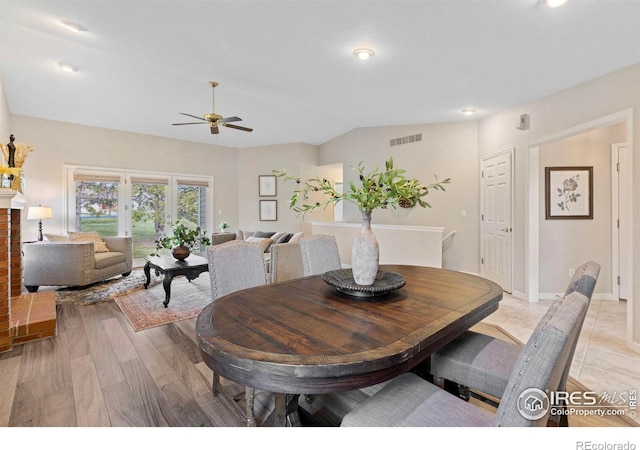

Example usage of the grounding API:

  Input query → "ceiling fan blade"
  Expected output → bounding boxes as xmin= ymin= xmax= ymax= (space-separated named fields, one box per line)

xmin=223 ymin=123 xmax=253 ymax=132
xmin=210 ymin=124 xmax=219 ymax=135
xmin=180 ymin=112 xmax=206 ymax=121
xmin=172 ymin=122 xmax=209 ymax=125
xmin=219 ymin=116 xmax=242 ymax=123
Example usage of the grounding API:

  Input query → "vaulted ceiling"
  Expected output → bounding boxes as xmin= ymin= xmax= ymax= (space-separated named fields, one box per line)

xmin=1 ymin=1 xmax=639 ymax=148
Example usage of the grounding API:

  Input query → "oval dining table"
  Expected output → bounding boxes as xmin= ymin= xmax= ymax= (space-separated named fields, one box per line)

xmin=195 ymin=264 xmax=503 ymax=427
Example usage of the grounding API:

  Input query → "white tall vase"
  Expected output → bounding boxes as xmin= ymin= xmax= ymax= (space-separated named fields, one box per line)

xmin=351 ymin=210 xmax=379 ymax=285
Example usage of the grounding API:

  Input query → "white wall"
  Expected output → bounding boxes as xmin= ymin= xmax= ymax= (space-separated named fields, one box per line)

xmin=10 ymin=115 xmax=240 ymax=241
xmin=478 ymin=63 xmax=640 ymax=347
xmin=318 ymin=121 xmax=479 ymax=273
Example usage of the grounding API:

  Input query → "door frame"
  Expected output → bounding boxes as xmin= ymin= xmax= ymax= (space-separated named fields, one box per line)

xmin=525 ymin=108 xmax=634 ymax=348
xmin=480 ymin=147 xmax=514 ymax=293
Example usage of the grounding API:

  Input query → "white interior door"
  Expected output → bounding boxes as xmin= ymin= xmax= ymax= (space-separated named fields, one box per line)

xmin=612 ymin=143 xmax=631 ymax=301
xmin=481 ymin=149 xmax=513 ymax=293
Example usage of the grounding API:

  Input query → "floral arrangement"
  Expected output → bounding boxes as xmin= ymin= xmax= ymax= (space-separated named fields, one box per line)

xmin=218 ymin=220 xmax=229 ymax=231
xmin=154 ymin=218 xmax=211 ymax=255
xmin=273 ymin=157 xmax=451 ymax=215
xmin=1 ymin=141 xmax=33 ymax=192
xmin=2 ymin=142 xmax=34 ymax=169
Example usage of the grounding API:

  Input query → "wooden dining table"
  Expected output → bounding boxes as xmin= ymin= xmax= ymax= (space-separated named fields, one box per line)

xmin=195 ymin=264 xmax=503 ymax=426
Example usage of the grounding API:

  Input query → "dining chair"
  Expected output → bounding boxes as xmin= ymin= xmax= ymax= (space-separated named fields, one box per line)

xmin=340 ymin=289 xmax=591 ymax=426
xmin=206 ymin=240 xmax=269 ymax=426
xmin=429 ymin=260 xmax=600 ymax=425
xmin=299 ymin=234 xmax=342 ymax=276
xmin=270 ymin=242 xmax=304 ymax=283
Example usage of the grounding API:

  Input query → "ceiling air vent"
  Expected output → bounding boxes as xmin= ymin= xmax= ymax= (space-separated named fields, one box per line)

xmin=390 ymin=133 xmax=422 ymax=147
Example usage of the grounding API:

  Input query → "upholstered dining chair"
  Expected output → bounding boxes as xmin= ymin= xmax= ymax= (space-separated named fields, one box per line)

xmin=340 ymin=289 xmax=591 ymax=427
xmin=429 ymin=260 xmax=600 ymax=426
xmin=206 ymin=240 xmax=269 ymax=426
xmin=299 ymin=234 xmax=342 ymax=276
xmin=270 ymin=242 xmax=304 ymax=283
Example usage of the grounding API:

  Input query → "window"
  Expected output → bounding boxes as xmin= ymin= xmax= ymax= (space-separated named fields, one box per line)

xmin=66 ymin=166 xmax=212 ymax=264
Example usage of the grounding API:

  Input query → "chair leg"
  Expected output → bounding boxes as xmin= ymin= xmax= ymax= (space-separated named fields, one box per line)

xmin=244 ymin=387 xmax=256 ymax=427
xmin=212 ymin=373 xmax=220 ymax=396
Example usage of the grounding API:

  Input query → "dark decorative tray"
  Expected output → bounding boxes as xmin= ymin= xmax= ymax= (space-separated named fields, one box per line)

xmin=321 ymin=269 xmax=406 ymax=298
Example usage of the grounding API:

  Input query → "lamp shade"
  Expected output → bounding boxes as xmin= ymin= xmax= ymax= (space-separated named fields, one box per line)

xmin=27 ymin=206 xmax=53 ymax=220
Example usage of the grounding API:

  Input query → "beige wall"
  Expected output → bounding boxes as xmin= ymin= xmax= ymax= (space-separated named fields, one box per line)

xmin=0 ymin=76 xmax=10 ymax=148
xmin=238 ymin=142 xmax=319 ymax=233
xmin=318 ymin=121 xmax=479 ymax=273
xmin=478 ymin=63 xmax=640 ymax=346
xmin=10 ymin=115 xmax=240 ymax=241
xmin=539 ymin=126 xmax=620 ymax=296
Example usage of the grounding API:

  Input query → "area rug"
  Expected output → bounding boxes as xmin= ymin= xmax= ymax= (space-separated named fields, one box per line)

xmin=54 ymin=268 xmax=161 ymax=305
xmin=113 ymin=274 xmax=212 ymax=331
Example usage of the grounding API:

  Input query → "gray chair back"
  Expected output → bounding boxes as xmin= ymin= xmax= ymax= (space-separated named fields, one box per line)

xmin=207 ymin=240 xmax=268 ymax=300
xmin=270 ymin=242 xmax=304 ymax=283
xmin=494 ymin=290 xmax=590 ymax=426
xmin=299 ymin=234 xmax=341 ymax=276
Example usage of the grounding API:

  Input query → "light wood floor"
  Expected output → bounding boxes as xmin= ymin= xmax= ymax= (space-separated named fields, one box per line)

xmin=1 ymin=298 xmax=636 ymax=428
xmin=0 ymin=301 xmax=246 ymax=427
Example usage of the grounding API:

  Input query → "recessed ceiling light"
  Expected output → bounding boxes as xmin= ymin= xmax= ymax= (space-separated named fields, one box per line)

xmin=545 ymin=0 xmax=568 ymax=7
xmin=60 ymin=19 xmax=87 ymax=33
xmin=58 ymin=61 xmax=78 ymax=73
xmin=461 ymin=109 xmax=476 ymax=115
xmin=353 ymin=48 xmax=375 ymax=60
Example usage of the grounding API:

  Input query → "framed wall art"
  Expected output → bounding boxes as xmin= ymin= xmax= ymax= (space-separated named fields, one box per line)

xmin=259 ymin=199 xmax=277 ymax=221
xmin=259 ymin=175 xmax=277 ymax=197
xmin=545 ymin=166 xmax=593 ymax=220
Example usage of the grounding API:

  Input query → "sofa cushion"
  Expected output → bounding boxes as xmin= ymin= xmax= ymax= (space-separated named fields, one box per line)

xmin=94 ymin=251 xmax=126 ymax=269
xmin=245 ymin=236 xmax=273 ymax=252
xmin=289 ymin=232 xmax=305 ymax=244
xmin=253 ymin=231 xmax=276 ymax=238
xmin=68 ymin=231 xmax=110 ymax=253
xmin=44 ymin=233 xmax=71 ymax=242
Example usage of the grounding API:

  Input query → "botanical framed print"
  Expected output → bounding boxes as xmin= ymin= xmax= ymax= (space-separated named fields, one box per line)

xmin=545 ymin=166 xmax=593 ymax=220
xmin=259 ymin=200 xmax=277 ymax=221
xmin=259 ymin=175 xmax=277 ymax=197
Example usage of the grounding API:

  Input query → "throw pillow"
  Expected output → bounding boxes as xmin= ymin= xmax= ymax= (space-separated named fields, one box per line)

xmin=236 ymin=229 xmax=244 ymax=240
xmin=289 ymin=232 xmax=305 ymax=244
xmin=253 ymin=231 xmax=276 ymax=238
xmin=68 ymin=231 xmax=110 ymax=253
xmin=43 ymin=233 xmax=71 ymax=242
xmin=276 ymin=233 xmax=293 ymax=244
xmin=245 ymin=236 xmax=273 ymax=253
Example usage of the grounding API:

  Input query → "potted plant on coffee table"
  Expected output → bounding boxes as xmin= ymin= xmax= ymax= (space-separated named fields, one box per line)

xmin=153 ymin=218 xmax=211 ymax=261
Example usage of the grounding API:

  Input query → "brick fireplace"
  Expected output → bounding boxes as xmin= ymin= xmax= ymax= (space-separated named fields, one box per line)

xmin=0 ymin=190 xmax=56 ymax=353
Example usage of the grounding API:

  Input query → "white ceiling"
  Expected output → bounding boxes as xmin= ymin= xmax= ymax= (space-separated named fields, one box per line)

xmin=0 ymin=0 xmax=639 ymax=149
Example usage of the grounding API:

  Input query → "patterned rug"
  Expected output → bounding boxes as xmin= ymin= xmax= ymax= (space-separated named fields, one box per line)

xmin=54 ymin=268 xmax=161 ymax=305
xmin=113 ymin=275 xmax=211 ymax=331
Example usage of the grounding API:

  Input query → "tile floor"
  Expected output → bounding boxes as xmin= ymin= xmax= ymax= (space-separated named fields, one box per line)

xmin=482 ymin=294 xmax=639 ymax=425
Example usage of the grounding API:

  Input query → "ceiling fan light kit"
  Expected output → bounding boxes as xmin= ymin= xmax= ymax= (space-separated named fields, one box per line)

xmin=172 ymin=81 xmax=253 ymax=135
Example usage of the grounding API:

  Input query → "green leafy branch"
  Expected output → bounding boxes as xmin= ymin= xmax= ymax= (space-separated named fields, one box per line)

xmin=273 ymin=157 xmax=451 ymax=216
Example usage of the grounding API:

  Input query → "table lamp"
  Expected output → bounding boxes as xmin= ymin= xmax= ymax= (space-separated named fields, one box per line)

xmin=27 ymin=205 xmax=53 ymax=241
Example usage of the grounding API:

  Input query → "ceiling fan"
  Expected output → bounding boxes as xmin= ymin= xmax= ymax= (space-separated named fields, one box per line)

xmin=172 ymin=81 xmax=253 ymax=135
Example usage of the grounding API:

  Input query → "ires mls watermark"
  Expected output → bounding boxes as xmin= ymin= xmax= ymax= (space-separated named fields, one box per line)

xmin=516 ymin=387 xmax=637 ymax=420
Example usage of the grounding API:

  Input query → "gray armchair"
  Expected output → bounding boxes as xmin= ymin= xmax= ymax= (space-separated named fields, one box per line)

xmin=23 ymin=236 xmax=133 ymax=292
xmin=341 ymin=290 xmax=591 ymax=427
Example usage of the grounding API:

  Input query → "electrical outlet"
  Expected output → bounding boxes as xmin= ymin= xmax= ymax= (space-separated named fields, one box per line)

xmin=569 ymin=268 xmax=575 ymax=277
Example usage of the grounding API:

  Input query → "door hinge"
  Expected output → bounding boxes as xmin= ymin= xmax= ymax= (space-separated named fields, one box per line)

xmin=617 ymin=276 xmax=621 ymax=285
xmin=481 ymin=214 xmax=484 ymax=221
xmin=617 ymin=162 xmax=620 ymax=172
xmin=617 ymin=218 xmax=620 ymax=229
xmin=481 ymin=257 xmax=484 ymax=265
xmin=481 ymin=170 xmax=484 ymax=178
